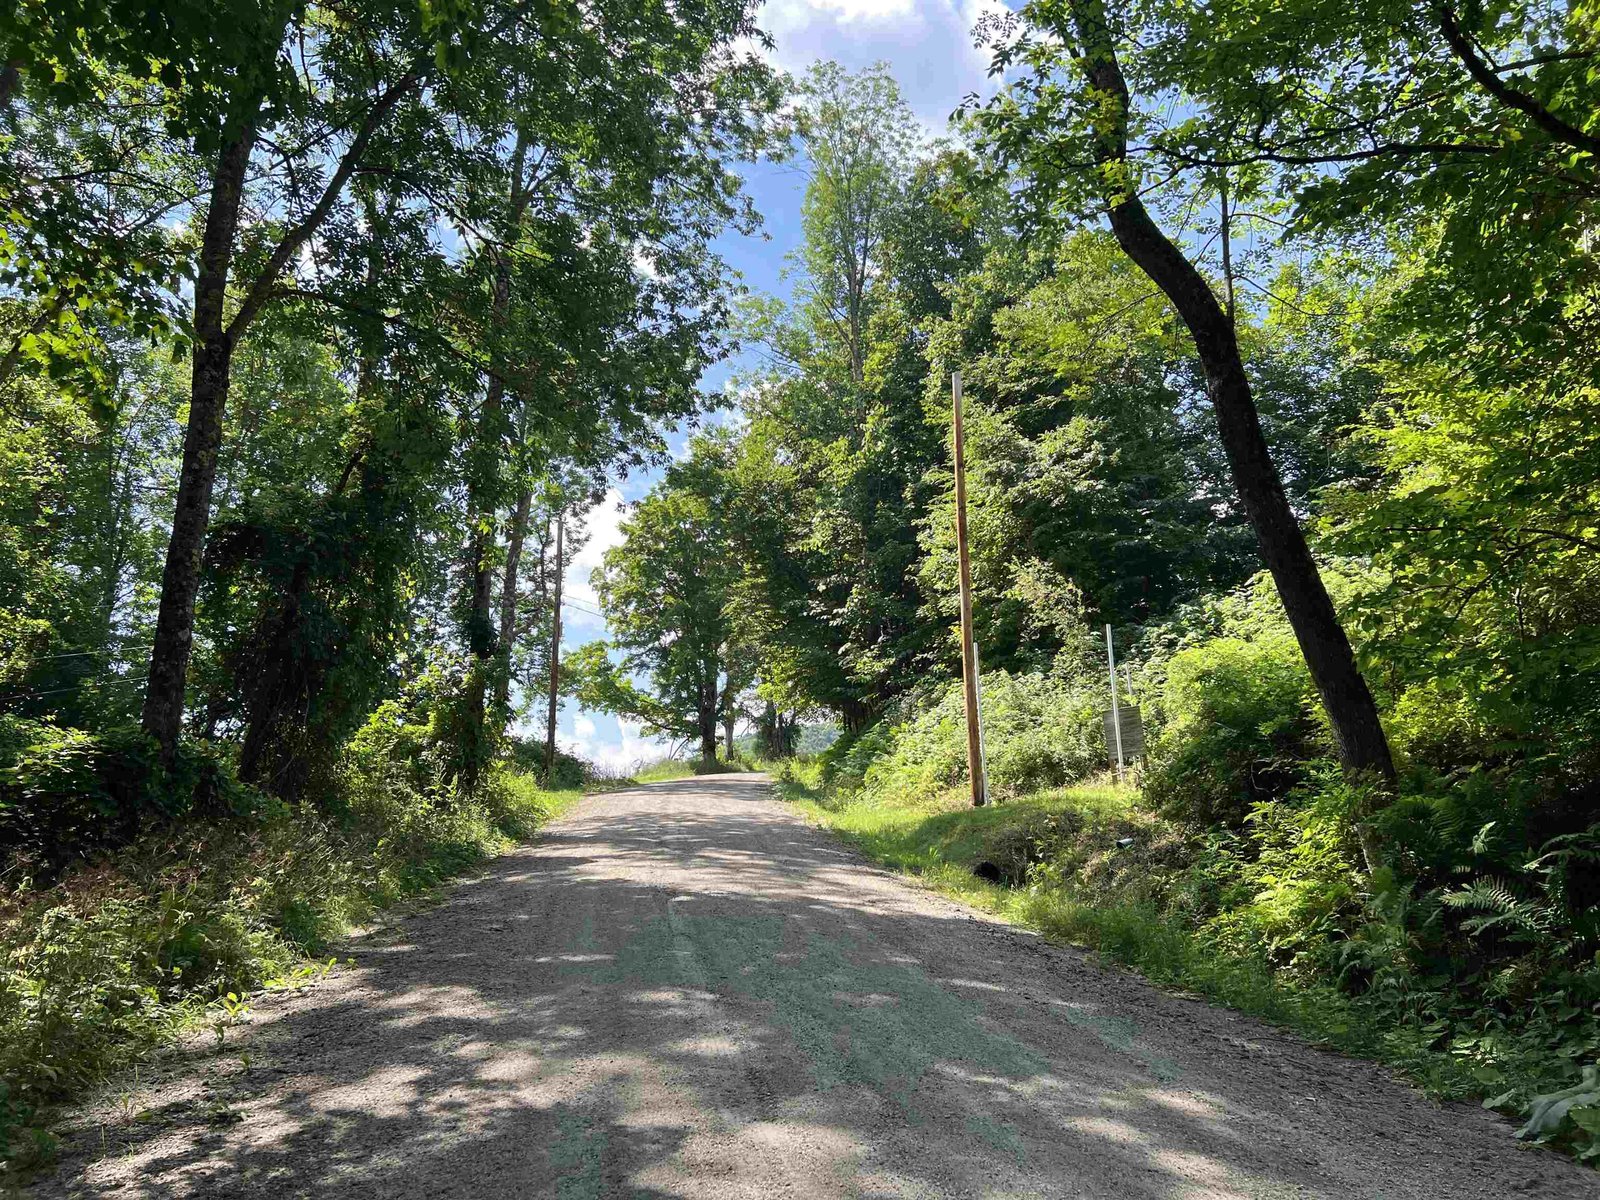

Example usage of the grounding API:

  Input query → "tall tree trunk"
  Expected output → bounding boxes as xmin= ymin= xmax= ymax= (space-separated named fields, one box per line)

xmin=460 ymin=460 xmax=499 ymax=787
xmin=1069 ymin=0 xmax=1395 ymax=868
xmin=461 ymin=130 xmax=532 ymax=789
xmin=543 ymin=511 xmax=564 ymax=783
xmin=458 ymin=278 xmax=512 ymax=791
xmin=140 ymin=121 xmax=257 ymax=761
xmin=237 ymin=556 xmax=311 ymax=793
xmin=495 ymin=485 xmax=533 ymax=712
xmin=0 ymin=60 xmax=20 ymax=112
xmin=698 ymin=663 xmax=719 ymax=762
xmin=757 ymin=699 xmax=778 ymax=757
xmin=138 ymin=74 xmax=410 ymax=763
xmin=839 ymin=698 xmax=872 ymax=735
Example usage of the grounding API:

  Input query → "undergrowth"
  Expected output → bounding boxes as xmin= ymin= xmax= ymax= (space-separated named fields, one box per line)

xmin=0 ymin=766 xmax=577 ymax=1176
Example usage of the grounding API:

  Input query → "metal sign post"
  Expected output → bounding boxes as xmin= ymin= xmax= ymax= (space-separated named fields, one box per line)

xmin=973 ymin=639 xmax=989 ymax=801
xmin=1105 ymin=623 xmax=1125 ymax=783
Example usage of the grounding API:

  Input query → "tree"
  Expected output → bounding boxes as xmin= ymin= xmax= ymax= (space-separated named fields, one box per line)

xmin=920 ymin=229 xmax=1255 ymax=663
xmin=733 ymin=73 xmax=975 ymax=730
xmin=975 ymin=0 xmax=1398 ymax=865
xmin=2 ymin=0 xmax=779 ymax=771
xmin=429 ymin=2 xmax=777 ymax=787
xmin=136 ymin=0 xmax=453 ymax=763
xmin=579 ymin=435 xmax=748 ymax=761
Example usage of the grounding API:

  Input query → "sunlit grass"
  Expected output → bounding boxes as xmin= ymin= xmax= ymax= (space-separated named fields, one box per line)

xmin=632 ymin=758 xmax=703 ymax=784
xmin=589 ymin=754 xmax=765 ymax=790
xmin=789 ymin=782 xmax=1133 ymax=876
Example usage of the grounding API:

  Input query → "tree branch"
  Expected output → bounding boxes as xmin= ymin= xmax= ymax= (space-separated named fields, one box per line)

xmin=1437 ymin=4 xmax=1600 ymax=158
xmin=228 ymin=72 xmax=423 ymax=341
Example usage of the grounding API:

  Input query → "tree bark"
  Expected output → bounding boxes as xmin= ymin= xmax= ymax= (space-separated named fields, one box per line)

xmin=1069 ymin=0 xmax=1396 ymax=867
xmin=757 ymin=699 xmax=779 ymax=757
xmin=141 ymin=76 xmax=418 ymax=762
xmin=459 ymin=366 xmax=503 ymax=792
xmin=140 ymin=120 xmax=257 ymax=761
xmin=494 ymin=485 xmax=533 ymax=712
xmin=698 ymin=663 xmax=719 ymax=762
xmin=0 ymin=60 xmax=20 ymax=113
xmin=543 ymin=511 xmax=564 ymax=783
xmin=462 ymin=130 xmax=532 ymax=788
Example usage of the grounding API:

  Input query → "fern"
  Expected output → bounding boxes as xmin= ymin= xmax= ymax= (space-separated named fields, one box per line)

xmin=1442 ymin=824 xmax=1600 ymax=956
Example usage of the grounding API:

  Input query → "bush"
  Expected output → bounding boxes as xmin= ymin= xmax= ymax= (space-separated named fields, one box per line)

xmin=823 ymin=669 xmax=1106 ymax=806
xmin=1142 ymin=632 xmax=1328 ymax=827
xmin=777 ymin=569 xmax=1600 ymax=1164
xmin=503 ymin=738 xmax=590 ymax=790
xmin=0 ymin=738 xmax=579 ymax=1173
xmin=0 ymin=717 xmax=267 ymax=878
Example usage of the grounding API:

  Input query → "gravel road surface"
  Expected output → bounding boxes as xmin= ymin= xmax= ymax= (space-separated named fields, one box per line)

xmin=34 ymin=774 xmax=1598 ymax=1198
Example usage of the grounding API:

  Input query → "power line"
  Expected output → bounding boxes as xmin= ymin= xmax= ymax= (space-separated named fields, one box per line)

xmin=0 ymin=676 xmax=144 ymax=705
xmin=4 ymin=643 xmax=152 ymax=663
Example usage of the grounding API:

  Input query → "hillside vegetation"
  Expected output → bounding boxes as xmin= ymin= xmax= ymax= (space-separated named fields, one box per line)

xmin=774 ymin=580 xmax=1600 ymax=1160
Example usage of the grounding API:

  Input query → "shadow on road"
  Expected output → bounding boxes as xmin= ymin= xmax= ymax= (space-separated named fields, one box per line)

xmin=35 ymin=775 xmax=1589 ymax=1199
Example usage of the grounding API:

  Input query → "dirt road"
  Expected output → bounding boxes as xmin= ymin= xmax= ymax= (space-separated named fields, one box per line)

xmin=36 ymin=775 xmax=1597 ymax=1198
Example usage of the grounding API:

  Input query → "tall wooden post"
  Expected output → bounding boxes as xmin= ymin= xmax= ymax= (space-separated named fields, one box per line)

xmin=543 ymin=512 xmax=564 ymax=783
xmin=952 ymin=371 xmax=987 ymax=807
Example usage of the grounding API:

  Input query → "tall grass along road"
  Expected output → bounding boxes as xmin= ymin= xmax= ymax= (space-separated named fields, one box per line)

xmin=34 ymin=775 xmax=1595 ymax=1198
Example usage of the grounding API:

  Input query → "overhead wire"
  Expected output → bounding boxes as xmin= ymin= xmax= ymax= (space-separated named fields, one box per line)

xmin=0 ymin=675 xmax=145 ymax=705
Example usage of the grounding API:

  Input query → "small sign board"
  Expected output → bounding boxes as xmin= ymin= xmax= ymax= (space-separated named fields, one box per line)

xmin=1100 ymin=706 xmax=1144 ymax=762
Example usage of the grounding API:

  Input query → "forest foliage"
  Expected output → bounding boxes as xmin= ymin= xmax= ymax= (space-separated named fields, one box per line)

xmin=588 ymin=15 xmax=1600 ymax=1162
xmin=2 ymin=0 xmax=1599 ymax=1173
xmin=0 ymin=0 xmax=781 ymax=1166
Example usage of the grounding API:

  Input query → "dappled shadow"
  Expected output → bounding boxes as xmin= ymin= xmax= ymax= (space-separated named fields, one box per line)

xmin=34 ymin=775 xmax=1592 ymax=1198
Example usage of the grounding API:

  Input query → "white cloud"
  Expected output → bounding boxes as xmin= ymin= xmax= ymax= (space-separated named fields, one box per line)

xmin=768 ymin=0 xmax=917 ymax=25
xmin=566 ymin=487 xmax=629 ymax=610
xmin=559 ymin=717 xmax=673 ymax=775
xmin=630 ymin=242 xmax=660 ymax=280
xmin=747 ymin=0 xmax=1012 ymax=143
xmin=573 ymin=714 xmax=596 ymax=739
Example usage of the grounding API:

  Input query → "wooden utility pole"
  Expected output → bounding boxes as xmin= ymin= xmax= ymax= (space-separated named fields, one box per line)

xmin=952 ymin=371 xmax=987 ymax=807
xmin=543 ymin=512 xmax=564 ymax=783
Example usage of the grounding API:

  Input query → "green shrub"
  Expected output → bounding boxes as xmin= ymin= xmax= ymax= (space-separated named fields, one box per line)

xmin=825 ymin=670 xmax=1105 ymax=806
xmin=0 ymin=718 xmax=267 ymax=877
xmin=775 ymin=568 xmax=1600 ymax=1164
xmin=0 ymin=746 xmax=578 ymax=1173
xmin=503 ymin=738 xmax=590 ymax=789
xmin=1142 ymin=632 xmax=1328 ymax=827
xmin=819 ymin=723 xmax=895 ymax=793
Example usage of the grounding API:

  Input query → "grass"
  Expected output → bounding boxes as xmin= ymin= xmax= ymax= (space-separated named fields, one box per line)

xmin=587 ymin=754 xmax=763 ymax=790
xmin=0 ymin=767 xmax=580 ymax=1177
xmin=790 ymin=781 xmax=1128 ymax=880
xmin=773 ymin=764 xmax=1476 ymax=1098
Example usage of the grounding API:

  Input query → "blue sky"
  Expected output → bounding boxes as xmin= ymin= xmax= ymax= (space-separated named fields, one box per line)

xmin=541 ymin=0 xmax=1006 ymax=770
